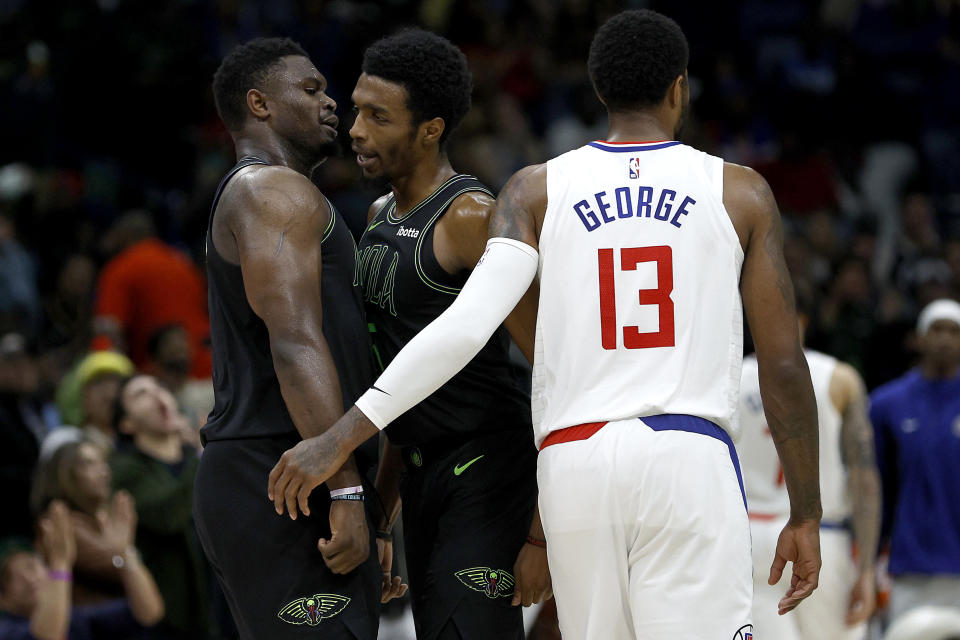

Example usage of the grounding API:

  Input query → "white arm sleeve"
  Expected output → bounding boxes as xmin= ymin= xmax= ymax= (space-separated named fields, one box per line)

xmin=356 ymin=237 xmax=539 ymax=429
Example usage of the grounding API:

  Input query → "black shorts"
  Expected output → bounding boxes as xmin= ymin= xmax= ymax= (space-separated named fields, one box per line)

xmin=399 ymin=428 xmax=538 ymax=640
xmin=193 ymin=435 xmax=381 ymax=640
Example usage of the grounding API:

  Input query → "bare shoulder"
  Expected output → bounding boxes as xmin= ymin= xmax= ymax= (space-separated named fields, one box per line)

xmin=502 ymin=163 xmax=547 ymax=201
xmin=366 ymin=193 xmax=393 ymax=225
xmin=226 ymin=166 xmax=327 ymax=230
xmin=445 ymin=190 xmax=496 ymax=228
xmin=829 ymin=361 xmax=866 ymax=409
xmin=722 ymin=162 xmax=779 ymax=249
xmin=722 ymin=162 xmax=777 ymax=219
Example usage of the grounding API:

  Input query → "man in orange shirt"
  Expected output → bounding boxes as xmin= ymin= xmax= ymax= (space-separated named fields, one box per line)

xmin=92 ymin=211 xmax=211 ymax=378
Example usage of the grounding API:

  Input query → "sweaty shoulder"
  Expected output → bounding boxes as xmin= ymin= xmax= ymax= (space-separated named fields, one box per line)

xmin=722 ymin=162 xmax=776 ymax=251
xmin=215 ymin=165 xmax=329 ymax=263
xmin=226 ymin=165 xmax=327 ymax=226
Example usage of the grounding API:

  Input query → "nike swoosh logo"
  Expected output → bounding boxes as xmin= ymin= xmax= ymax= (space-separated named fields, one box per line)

xmin=367 ymin=219 xmax=385 ymax=232
xmin=453 ymin=455 xmax=484 ymax=476
xmin=371 ymin=385 xmax=390 ymax=396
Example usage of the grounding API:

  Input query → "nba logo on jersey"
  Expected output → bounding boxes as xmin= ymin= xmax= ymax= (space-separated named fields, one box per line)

xmin=732 ymin=625 xmax=753 ymax=640
xmin=628 ymin=157 xmax=640 ymax=179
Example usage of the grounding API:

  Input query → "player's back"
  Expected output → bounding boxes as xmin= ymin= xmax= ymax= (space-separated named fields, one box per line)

xmin=533 ymin=141 xmax=744 ymax=446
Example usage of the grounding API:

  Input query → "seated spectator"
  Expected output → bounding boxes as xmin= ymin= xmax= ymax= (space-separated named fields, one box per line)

xmin=30 ymin=437 xmax=139 ymax=606
xmin=0 ymin=332 xmax=50 ymax=538
xmin=112 ymin=374 xmax=211 ymax=637
xmin=0 ymin=500 xmax=164 ymax=640
xmin=55 ymin=351 xmax=134 ymax=453
xmin=146 ymin=324 xmax=213 ymax=434
xmin=91 ymin=211 xmax=211 ymax=378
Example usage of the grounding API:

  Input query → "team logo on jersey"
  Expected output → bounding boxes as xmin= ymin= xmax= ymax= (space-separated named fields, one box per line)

xmin=731 ymin=624 xmax=753 ymax=640
xmin=628 ymin=157 xmax=641 ymax=179
xmin=277 ymin=594 xmax=350 ymax=626
xmin=455 ymin=567 xmax=515 ymax=598
xmin=396 ymin=225 xmax=421 ymax=238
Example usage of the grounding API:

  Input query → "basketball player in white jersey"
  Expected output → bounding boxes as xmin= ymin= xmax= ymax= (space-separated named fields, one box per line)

xmin=268 ymin=10 xmax=823 ymax=639
xmin=738 ymin=294 xmax=881 ymax=639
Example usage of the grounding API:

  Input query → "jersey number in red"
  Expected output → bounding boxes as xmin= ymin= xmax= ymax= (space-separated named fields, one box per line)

xmin=598 ymin=246 xmax=675 ymax=350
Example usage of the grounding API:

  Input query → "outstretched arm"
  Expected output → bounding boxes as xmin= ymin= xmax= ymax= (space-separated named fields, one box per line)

xmin=727 ymin=163 xmax=821 ymax=614
xmin=267 ymin=165 xmax=546 ymax=508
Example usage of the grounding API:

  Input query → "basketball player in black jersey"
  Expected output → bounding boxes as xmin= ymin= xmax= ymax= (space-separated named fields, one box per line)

xmin=270 ymin=30 xmax=550 ymax=639
xmin=192 ymin=38 xmax=383 ymax=640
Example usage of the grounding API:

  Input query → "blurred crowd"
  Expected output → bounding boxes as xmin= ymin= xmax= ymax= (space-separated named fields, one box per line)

xmin=1 ymin=0 xmax=959 ymax=638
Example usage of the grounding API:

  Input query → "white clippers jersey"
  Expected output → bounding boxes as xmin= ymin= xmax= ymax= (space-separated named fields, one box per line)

xmin=737 ymin=350 xmax=850 ymax=522
xmin=531 ymin=141 xmax=744 ymax=447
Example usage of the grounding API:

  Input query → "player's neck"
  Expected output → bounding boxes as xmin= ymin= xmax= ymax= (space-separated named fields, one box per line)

xmin=235 ymin=138 xmax=321 ymax=178
xmin=390 ymin=154 xmax=457 ymax=214
xmin=604 ymin=111 xmax=675 ymax=143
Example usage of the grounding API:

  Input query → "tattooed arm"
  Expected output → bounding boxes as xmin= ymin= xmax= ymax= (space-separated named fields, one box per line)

xmin=725 ymin=163 xmax=822 ymax=614
xmin=833 ymin=363 xmax=881 ymax=624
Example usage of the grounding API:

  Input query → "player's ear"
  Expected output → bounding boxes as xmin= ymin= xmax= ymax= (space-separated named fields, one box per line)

xmin=247 ymin=88 xmax=270 ymax=122
xmin=420 ymin=117 xmax=445 ymax=146
xmin=668 ymin=74 xmax=685 ymax=110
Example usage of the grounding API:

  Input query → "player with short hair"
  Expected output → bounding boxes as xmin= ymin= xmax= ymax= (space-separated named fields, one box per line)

xmin=738 ymin=292 xmax=881 ymax=639
xmin=269 ymin=11 xmax=823 ymax=639
xmin=193 ymin=37 xmax=382 ymax=640
xmin=347 ymin=29 xmax=546 ymax=639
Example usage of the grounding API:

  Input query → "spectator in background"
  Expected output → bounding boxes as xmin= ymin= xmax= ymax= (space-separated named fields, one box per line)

xmin=869 ymin=299 xmax=960 ymax=624
xmin=92 ymin=210 xmax=211 ymax=378
xmin=0 ymin=501 xmax=164 ymax=640
xmin=30 ymin=437 xmax=141 ymax=607
xmin=55 ymin=351 xmax=134 ymax=454
xmin=147 ymin=324 xmax=214 ymax=433
xmin=0 ymin=194 xmax=40 ymax=338
xmin=112 ymin=374 xmax=211 ymax=638
xmin=0 ymin=332 xmax=49 ymax=538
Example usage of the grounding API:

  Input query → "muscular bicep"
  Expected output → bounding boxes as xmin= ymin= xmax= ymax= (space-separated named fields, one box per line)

xmin=734 ymin=168 xmax=800 ymax=360
xmin=488 ymin=164 xmax=545 ymax=251
xmin=234 ymin=179 xmax=328 ymax=343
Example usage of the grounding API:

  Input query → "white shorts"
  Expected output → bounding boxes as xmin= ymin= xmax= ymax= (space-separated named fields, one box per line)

xmin=750 ymin=517 xmax=866 ymax=640
xmin=537 ymin=415 xmax=753 ymax=640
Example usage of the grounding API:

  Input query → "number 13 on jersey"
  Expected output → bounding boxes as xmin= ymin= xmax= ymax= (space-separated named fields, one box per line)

xmin=598 ymin=246 xmax=675 ymax=350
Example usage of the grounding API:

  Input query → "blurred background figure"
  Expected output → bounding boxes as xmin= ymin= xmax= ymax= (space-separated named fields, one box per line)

xmin=91 ymin=210 xmax=212 ymax=379
xmin=738 ymin=293 xmax=881 ymax=639
xmin=146 ymin=324 xmax=214 ymax=432
xmin=31 ymin=437 xmax=138 ymax=605
xmin=869 ymin=299 xmax=960 ymax=626
xmin=112 ymin=373 xmax=213 ymax=638
xmin=0 ymin=332 xmax=50 ymax=538
xmin=0 ymin=500 xmax=164 ymax=639
xmin=55 ymin=350 xmax=135 ymax=454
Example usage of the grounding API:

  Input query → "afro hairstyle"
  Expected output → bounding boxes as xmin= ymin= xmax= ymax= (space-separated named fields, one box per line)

xmin=212 ymin=37 xmax=309 ymax=131
xmin=588 ymin=10 xmax=689 ymax=112
xmin=362 ymin=29 xmax=472 ymax=146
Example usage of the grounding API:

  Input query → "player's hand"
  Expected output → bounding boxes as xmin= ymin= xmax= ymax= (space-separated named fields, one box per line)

xmin=845 ymin=570 xmax=876 ymax=625
xmin=769 ymin=518 xmax=821 ymax=615
xmin=377 ymin=537 xmax=408 ymax=603
xmin=318 ymin=500 xmax=370 ymax=574
xmin=268 ymin=433 xmax=349 ymax=519
xmin=511 ymin=540 xmax=552 ymax=607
